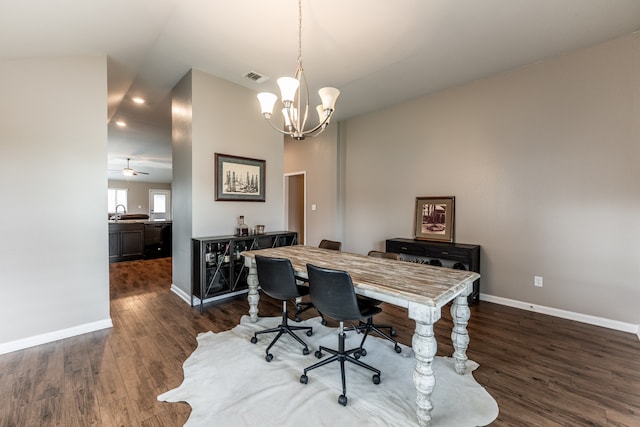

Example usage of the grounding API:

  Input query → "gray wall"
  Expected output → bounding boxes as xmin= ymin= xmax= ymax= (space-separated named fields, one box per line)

xmin=0 ymin=56 xmax=110 ymax=352
xmin=284 ymin=125 xmax=339 ymax=246
xmin=171 ymin=69 xmax=285 ymax=298
xmin=285 ymin=32 xmax=640 ymax=331
xmin=171 ymin=71 xmax=194 ymax=301
xmin=108 ymin=180 xmax=171 ymax=215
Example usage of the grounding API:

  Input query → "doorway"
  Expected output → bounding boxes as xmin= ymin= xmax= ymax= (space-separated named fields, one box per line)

xmin=149 ymin=189 xmax=171 ymax=221
xmin=284 ymin=172 xmax=305 ymax=244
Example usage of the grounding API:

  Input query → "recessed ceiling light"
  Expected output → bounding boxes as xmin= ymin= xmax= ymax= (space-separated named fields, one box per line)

xmin=115 ymin=121 xmax=127 ymax=127
xmin=132 ymin=97 xmax=145 ymax=104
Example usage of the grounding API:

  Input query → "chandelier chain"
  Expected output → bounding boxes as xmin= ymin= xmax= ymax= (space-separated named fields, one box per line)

xmin=256 ymin=0 xmax=339 ymax=140
xmin=297 ymin=0 xmax=303 ymax=64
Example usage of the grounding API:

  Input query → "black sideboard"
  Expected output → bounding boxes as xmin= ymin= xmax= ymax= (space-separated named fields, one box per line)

xmin=192 ymin=231 xmax=298 ymax=313
xmin=385 ymin=238 xmax=480 ymax=304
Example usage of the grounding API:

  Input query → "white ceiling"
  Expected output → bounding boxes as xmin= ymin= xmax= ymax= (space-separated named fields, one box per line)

xmin=2 ymin=0 xmax=640 ymax=183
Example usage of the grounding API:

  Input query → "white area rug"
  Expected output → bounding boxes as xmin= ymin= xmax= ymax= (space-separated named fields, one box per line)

xmin=158 ymin=316 xmax=498 ymax=427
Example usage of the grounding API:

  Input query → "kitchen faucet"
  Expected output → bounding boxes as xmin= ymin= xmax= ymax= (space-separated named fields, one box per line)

xmin=111 ymin=204 xmax=127 ymax=221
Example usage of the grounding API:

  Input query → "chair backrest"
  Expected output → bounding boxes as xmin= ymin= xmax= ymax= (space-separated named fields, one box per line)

xmin=367 ymin=250 xmax=401 ymax=260
xmin=319 ymin=239 xmax=342 ymax=251
xmin=255 ymin=255 xmax=301 ymax=300
xmin=306 ymin=263 xmax=362 ymax=321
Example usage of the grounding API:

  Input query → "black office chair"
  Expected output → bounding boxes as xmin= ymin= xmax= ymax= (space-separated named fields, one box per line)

xmin=350 ymin=251 xmax=402 ymax=354
xmin=366 ymin=250 xmax=399 ymax=260
xmin=318 ymin=239 xmax=342 ymax=251
xmin=250 ymin=255 xmax=313 ymax=362
xmin=294 ymin=239 xmax=342 ymax=322
xmin=300 ymin=263 xmax=381 ymax=406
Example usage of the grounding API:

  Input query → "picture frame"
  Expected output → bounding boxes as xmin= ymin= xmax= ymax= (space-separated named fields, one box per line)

xmin=414 ymin=196 xmax=455 ymax=242
xmin=215 ymin=153 xmax=266 ymax=202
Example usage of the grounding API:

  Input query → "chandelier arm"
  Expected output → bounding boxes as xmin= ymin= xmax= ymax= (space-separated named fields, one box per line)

xmin=262 ymin=116 xmax=296 ymax=136
xmin=292 ymin=61 xmax=309 ymax=135
xmin=301 ymin=110 xmax=334 ymax=136
xmin=262 ymin=113 xmax=332 ymax=140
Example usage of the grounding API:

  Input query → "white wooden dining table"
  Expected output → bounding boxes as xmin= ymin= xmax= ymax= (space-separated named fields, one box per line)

xmin=242 ymin=245 xmax=480 ymax=427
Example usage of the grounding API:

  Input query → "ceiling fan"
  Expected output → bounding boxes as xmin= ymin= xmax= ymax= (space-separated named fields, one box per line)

xmin=114 ymin=158 xmax=149 ymax=176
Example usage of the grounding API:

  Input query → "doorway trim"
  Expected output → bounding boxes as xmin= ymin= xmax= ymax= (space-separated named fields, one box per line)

xmin=284 ymin=171 xmax=306 ymax=245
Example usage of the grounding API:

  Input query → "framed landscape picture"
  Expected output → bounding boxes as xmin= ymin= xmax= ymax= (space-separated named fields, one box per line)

xmin=414 ymin=196 xmax=455 ymax=242
xmin=215 ymin=153 xmax=266 ymax=202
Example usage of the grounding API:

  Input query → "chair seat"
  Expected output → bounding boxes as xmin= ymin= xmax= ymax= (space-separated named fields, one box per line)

xmin=296 ymin=284 xmax=310 ymax=297
xmin=357 ymin=295 xmax=382 ymax=307
xmin=358 ymin=301 xmax=382 ymax=319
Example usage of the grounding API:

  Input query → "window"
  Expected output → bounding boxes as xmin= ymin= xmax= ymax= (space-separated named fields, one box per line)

xmin=108 ymin=188 xmax=128 ymax=213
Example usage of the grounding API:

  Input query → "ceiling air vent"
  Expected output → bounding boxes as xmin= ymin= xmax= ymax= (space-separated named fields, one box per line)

xmin=244 ymin=71 xmax=269 ymax=84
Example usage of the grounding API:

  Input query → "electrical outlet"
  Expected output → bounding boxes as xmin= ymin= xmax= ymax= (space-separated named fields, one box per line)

xmin=534 ymin=276 xmax=543 ymax=287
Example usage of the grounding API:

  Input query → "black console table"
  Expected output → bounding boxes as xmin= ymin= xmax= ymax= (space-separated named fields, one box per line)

xmin=192 ymin=231 xmax=297 ymax=313
xmin=386 ymin=238 xmax=480 ymax=304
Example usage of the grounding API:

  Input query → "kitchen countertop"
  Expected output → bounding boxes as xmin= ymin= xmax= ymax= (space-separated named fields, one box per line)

xmin=108 ymin=220 xmax=172 ymax=224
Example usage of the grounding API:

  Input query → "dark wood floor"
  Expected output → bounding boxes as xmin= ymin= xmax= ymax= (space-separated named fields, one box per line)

xmin=1 ymin=257 xmax=639 ymax=426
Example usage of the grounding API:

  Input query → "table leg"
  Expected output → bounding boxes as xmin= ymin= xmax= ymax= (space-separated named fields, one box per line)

xmin=451 ymin=293 xmax=470 ymax=374
xmin=246 ymin=258 xmax=260 ymax=322
xmin=408 ymin=303 xmax=441 ymax=427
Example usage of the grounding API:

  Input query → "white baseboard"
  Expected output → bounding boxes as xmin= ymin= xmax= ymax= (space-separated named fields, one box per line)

xmin=191 ymin=289 xmax=250 ymax=306
xmin=480 ymin=293 xmax=639 ymax=338
xmin=174 ymin=286 xmax=640 ymax=341
xmin=0 ymin=318 xmax=113 ymax=355
xmin=170 ymin=283 xmax=192 ymax=304
xmin=169 ymin=284 xmax=249 ymax=307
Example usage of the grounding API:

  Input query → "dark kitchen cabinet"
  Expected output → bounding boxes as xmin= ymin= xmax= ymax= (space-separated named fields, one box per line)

xmin=109 ymin=223 xmax=145 ymax=262
xmin=144 ymin=222 xmax=172 ymax=259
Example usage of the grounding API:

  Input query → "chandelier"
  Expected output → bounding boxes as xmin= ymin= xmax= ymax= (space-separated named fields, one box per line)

xmin=257 ymin=0 xmax=340 ymax=140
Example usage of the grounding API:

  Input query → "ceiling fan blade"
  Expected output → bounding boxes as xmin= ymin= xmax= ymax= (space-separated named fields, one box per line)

xmin=135 ymin=171 xmax=150 ymax=175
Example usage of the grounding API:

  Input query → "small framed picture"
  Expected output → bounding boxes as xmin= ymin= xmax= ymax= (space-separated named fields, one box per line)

xmin=414 ymin=196 xmax=455 ymax=242
xmin=215 ymin=153 xmax=266 ymax=202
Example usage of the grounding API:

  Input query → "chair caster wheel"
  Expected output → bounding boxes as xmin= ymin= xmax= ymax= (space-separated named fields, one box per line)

xmin=394 ymin=344 xmax=402 ymax=353
xmin=315 ymin=350 xmax=323 ymax=358
xmin=265 ymin=353 xmax=273 ymax=362
xmin=354 ymin=351 xmax=361 ymax=360
xmin=306 ymin=330 xmax=313 ymax=337
xmin=250 ymin=336 xmax=257 ymax=344
xmin=302 ymin=347 xmax=310 ymax=356
xmin=372 ymin=374 xmax=381 ymax=385
xmin=338 ymin=394 xmax=348 ymax=406
xmin=390 ymin=329 xmax=397 ymax=337
xmin=300 ymin=374 xmax=308 ymax=384
xmin=321 ymin=319 xmax=327 ymax=326
xmin=360 ymin=348 xmax=367 ymax=357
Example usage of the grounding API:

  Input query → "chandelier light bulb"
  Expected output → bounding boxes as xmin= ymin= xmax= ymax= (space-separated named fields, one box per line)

xmin=277 ymin=77 xmax=300 ymax=103
xmin=257 ymin=92 xmax=277 ymax=117
xmin=316 ymin=105 xmax=329 ymax=124
xmin=282 ymin=108 xmax=292 ymax=128
xmin=319 ymin=87 xmax=340 ymax=111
